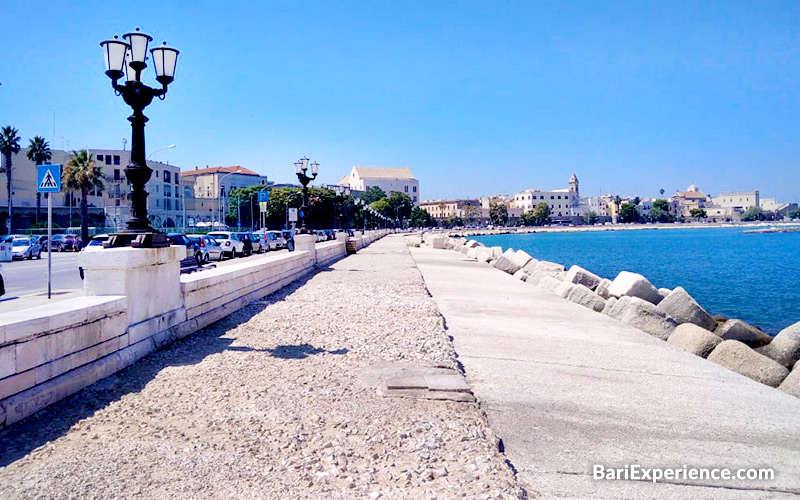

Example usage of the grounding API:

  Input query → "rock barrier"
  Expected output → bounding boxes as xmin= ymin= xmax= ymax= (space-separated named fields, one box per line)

xmin=415 ymin=231 xmax=800 ymax=398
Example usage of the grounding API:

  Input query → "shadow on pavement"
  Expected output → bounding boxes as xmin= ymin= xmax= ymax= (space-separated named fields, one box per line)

xmin=0 ymin=303 xmax=266 ymax=468
xmin=228 ymin=343 xmax=349 ymax=359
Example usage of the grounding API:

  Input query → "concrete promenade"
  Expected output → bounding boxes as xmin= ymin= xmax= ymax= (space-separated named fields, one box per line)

xmin=410 ymin=245 xmax=800 ymax=499
xmin=0 ymin=236 xmax=521 ymax=499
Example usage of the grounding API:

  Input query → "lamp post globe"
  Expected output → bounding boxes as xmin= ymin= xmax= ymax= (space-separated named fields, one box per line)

xmin=100 ymin=27 xmax=179 ymax=248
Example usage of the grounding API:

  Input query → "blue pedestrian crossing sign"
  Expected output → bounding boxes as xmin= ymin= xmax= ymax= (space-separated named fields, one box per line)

xmin=37 ymin=164 xmax=62 ymax=193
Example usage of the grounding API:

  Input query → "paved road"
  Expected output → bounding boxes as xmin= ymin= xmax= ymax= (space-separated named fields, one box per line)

xmin=0 ymin=247 xmax=291 ymax=301
xmin=410 ymin=245 xmax=800 ymax=499
xmin=0 ymin=252 xmax=82 ymax=299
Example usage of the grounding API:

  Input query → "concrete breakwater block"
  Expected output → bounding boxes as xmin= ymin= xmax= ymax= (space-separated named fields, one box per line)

xmin=708 ymin=340 xmax=789 ymax=388
xmin=778 ymin=364 xmax=800 ymax=398
xmin=756 ymin=337 xmax=800 ymax=369
xmin=595 ymin=278 xmax=612 ymax=299
xmin=566 ymin=284 xmax=606 ymax=312
xmin=492 ymin=249 xmax=531 ymax=274
xmin=776 ymin=321 xmax=800 ymax=343
xmin=607 ymin=271 xmax=663 ymax=305
xmin=565 ymin=265 xmax=602 ymax=291
xmin=657 ymin=286 xmax=717 ymax=331
xmin=607 ymin=296 xmax=677 ymax=340
xmin=535 ymin=260 xmax=565 ymax=274
xmin=512 ymin=269 xmax=528 ymax=281
xmin=537 ymin=276 xmax=563 ymax=294
xmin=555 ymin=281 xmax=576 ymax=298
xmin=715 ymin=319 xmax=772 ymax=348
xmin=667 ymin=323 xmax=722 ymax=358
xmin=601 ymin=296 xmax=617 ymax=315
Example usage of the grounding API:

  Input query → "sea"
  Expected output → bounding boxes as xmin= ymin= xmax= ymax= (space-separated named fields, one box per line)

xmin=473 ymin=226 xmax=800 ymax=335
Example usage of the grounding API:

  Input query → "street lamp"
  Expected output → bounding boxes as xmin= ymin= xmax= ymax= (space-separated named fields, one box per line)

xmin=294 ymin=157 xmax=318 ymax=234
xmin=100 ymin=28 xmax=179 ymax=248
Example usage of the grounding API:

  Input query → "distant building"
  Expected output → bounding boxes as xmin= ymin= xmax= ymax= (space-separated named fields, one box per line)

xmin=711 ymin=191 xmax=760 ymax=213
xmin=180 ymin=165 xmax=270 ymax=227
xmin=338 ymin=166 xmax=419 ymax=204
xmin=671 ymin=184 xmax=712 ymax=217
xmin=419 ymin=199 xmax=481 ymax=221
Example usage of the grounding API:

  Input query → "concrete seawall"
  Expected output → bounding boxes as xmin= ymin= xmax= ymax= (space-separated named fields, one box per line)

xmin=409 ymin=243 xmax=800 ymax=498
xmin=0 ymin=231 xmax=387 ymax=428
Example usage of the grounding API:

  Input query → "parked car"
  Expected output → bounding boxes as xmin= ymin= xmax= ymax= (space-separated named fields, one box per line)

xmin=264 ymin=230 xmax=285 ymax=251
xmin=249 ymin=232 xmax=265 ymax=253
xmin=0 ymin=262 xmax=4 ymax=297
xmin=166 ymin=233 xmax=202 ymax=261
xmin=83 ymin=234 xmax=109 ymax=252
xmin=188 ymin=235 xmax=224 ymax=263
xmin=48 ymin=234 xmax=78 ymax=252
xmin=11 ymin=237 xmax=42 ymax=260
xmin=325 ymin=229 xmax=336 ymax=240
xmin=282 ymin=229 xmax=295 ymax=251
xmin=236 ymin=232 xmax=261 ymax=255
xmin=207 ymin=231 xmax=245 ymax=259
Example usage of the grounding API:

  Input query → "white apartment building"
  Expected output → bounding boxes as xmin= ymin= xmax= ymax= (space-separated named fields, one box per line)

xmin=711 ymin=191 xmax=760 ymax=212
xmin=513 ymin=174 xmax=581 ymax=217
xmin=0 ymin=148 xmax=181 ymax=229
xmin=338 ymin=166 xmax=419 ymax=205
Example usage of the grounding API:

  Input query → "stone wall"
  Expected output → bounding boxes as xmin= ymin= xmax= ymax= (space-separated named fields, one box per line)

xmin=0 ymin=230 xmax=389 ymax=429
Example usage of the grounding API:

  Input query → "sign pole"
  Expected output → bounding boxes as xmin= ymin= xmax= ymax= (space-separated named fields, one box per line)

xmin=48 ymin=194 xmax=52 ymax=299
xmin=38 ymin=164 xmax=61 ymax=300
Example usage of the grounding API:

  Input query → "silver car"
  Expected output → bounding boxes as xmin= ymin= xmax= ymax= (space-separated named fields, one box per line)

xmin=207 ymin=231 xmax=245 ymax=259
xmin=11 ymin=237 xmax=42 ymax=260
xmin=188 ymin=235 xmax=224 ymax=263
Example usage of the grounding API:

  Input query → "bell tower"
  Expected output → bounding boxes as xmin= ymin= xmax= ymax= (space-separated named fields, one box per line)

xmin=569 ymin=173 xmax=579 ymax=198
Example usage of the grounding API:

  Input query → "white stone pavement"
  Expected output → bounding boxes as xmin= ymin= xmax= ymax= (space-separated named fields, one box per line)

xmin=409 ymin=245 xmax=800 ymax=499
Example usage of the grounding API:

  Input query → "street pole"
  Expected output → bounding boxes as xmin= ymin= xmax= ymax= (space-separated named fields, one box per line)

xmin=47 ymin=192 xmax=52 ymax=299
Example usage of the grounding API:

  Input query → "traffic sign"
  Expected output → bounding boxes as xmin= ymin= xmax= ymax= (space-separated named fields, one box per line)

xmin=289 ymin=207 xmax=298 ymax=222
xmin=259 ymin=202 xmax=267 ymax=213
xmin=258 ymin=191 xmax=269 ymax=203
xmin=37 ymin=164 xmax=62 ymax=193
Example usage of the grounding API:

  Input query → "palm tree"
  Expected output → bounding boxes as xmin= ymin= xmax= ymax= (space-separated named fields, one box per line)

xmin=26 ymin=136 xmax=52 ymax=223
xmin=63 ymin=150 xmax=105 ymax=245
xmin=0 ymin=126 xmax=21 ymax=233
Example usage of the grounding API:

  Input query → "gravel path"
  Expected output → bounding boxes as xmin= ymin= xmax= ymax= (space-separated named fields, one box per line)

xmin=0 ymin=236 xmax=525 ymax=500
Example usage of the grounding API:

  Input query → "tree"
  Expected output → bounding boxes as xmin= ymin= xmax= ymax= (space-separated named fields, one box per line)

xmin=648 ymin=207 xmax=673 ymax=223
xmin=361 ymin=186 xmax=386 ymax=204
xmin=652 ymin=199 xmax=670 ymax=212
xmin=26 ymin=136 xmax=52 ymax=224
xmin=517 ymin=210 xmax=535 ymax=226
xmin=533 ymin=202 xmax=551 ymax=226
xmin=409 ymin=206 xmax=435 ymax=227
xmin=462 ymin=204 xmax=481 ymax=225
xmin=618 ymin=203 xmax=640 ymax=223
xmin=583 ymin=210 xmax=599 ymax=225
xmin=0 ymin=126 xmax=21 ymax=233
xmin=386 ymin=191 xmax=413 ymax=222
xmin=263 ymin=187 xmax=302 ymax=229
xmin=789 ymin=208 xmax=800 ymax=220
xmin=741 ymin=206 xmax=766 ymax=221
xmin=489 ymin=202 xmax=508 ymax=226
xmin=63 ymin=150 xmax=105 ymax=244
xmin=660 ymin=188 xmax=665 ymax=197
xmin=690 ymin=208 xmax=707 ymax=219
xmin=226 ymin=184 xmax=270 ymax=229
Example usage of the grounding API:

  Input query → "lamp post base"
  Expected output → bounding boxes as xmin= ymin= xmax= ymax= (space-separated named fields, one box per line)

xmin=105 ymin=230 xmax=170 ymax=248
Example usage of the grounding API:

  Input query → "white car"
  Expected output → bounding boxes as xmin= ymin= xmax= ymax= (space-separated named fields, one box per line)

xmin=83 ymin=234 xmax=110 ymax=252
xmin=207 ymin=231 xmax=245 ymax=259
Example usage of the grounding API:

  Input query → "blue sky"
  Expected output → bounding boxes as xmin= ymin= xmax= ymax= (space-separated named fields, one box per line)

xmin=2 ymin=0 xmax=799 ymax=202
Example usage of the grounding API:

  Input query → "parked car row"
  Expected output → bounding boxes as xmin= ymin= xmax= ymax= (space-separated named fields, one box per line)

xmin=313 ymin=229 xmax=337 ymax=242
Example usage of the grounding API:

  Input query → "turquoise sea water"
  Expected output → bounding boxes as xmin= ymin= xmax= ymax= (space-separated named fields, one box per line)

xmin=474 ymin=227 xmax=800 ymax=335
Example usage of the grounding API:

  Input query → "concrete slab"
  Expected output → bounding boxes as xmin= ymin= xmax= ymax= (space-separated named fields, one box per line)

xmin=410 ymin=245 xmax=800 ymax=499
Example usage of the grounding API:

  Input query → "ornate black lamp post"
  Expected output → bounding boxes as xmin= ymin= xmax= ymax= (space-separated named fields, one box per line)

xmin=100 ymin=28 xmax=179 ymax=248
xmin=294 ymin=157 xmax=319 ymax=234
